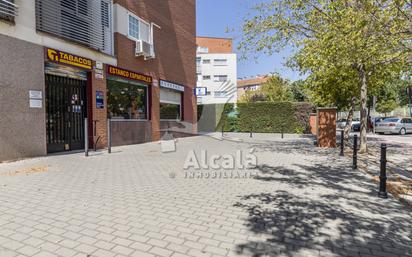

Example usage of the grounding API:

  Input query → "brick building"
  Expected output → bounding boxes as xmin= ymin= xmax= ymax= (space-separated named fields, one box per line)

xmin=0 ymin=0 xmax=196 ymax=161
xmin=237 ymin=75 xmax=270 ymax=101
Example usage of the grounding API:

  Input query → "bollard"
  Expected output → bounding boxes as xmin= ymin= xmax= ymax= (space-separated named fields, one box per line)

xmin=378 ymin=143 xmax=388 ymax=198
xmin=340 ymin=130 xmax=344 ymax=156
xmin=221 ymin=121 xmax=224 ymax=137
xmin=107 ymin=119 xmax=112 ymax=154
xmin=250 ymin=125 xmax=253 ymax=138
xmin=352 ymin=134 xmax=358 ymax=169
xmin=84 ymin=118 xmax=89 ymax=157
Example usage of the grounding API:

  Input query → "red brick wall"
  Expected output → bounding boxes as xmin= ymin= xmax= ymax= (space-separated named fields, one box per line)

xmin=196 ymin=37 xmax=233 ymax=54
xmin=113 ymin=0 xmax=197 ymax=141
xmin=91 ymin=69 xmax=108 ymax=149
xmin=317 ymin=108 xmax=337 ymax=148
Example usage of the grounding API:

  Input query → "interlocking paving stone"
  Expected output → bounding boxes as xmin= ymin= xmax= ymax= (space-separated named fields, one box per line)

xmin=0 ymin=135 xmax=411 ymax=257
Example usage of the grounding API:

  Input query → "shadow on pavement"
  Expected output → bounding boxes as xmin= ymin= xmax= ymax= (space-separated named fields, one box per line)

xmin=234 ymin=140 xmax=412 ymax=257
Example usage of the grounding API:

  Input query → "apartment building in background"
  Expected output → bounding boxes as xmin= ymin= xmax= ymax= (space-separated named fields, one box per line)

xmin=0 ymin=0 xmax=196 ymax=161
xmin=196 ymin=36 xmax=237 ymax=105
xmin=237 ymin=75 xmax=271 ymax=101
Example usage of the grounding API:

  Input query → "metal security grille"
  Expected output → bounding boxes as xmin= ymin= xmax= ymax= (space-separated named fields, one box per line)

xmin=0 ymin=0 xmax=18 ymax=22
xmin=36 ymin=0 xmax=113 ymax=55
xmin=46 ymin=74 xmax=87 ymax=153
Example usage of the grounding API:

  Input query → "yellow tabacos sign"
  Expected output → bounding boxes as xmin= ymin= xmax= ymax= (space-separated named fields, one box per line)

xmin=46 ymin=48 xmax=93 ymax=70
xmin=107 ymin=65 xmax=152 ymax=83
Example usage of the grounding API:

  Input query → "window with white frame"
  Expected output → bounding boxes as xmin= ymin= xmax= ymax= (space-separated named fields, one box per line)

xmin=128 ymin=14 xmax=151 ymax=43
xmin=203 ymin=75 xmax=211 ymax=80
xmin=214 ymin=75 xmax=228 ymax=82
xmin=202 ymin=59 xmax=211 ymax=64
xmin=214 ymin=59 xmax=228 ymax=66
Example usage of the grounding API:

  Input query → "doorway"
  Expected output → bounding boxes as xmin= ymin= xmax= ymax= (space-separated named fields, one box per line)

xmin=45 ymin=74 xmax=87 ymax=153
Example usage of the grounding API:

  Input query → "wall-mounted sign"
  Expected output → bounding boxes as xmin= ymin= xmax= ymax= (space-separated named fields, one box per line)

xmin=160 ymin=80 xmax=185 ymax=92
xmin=96 ymin=91 xmax=104 ymax=109
xmin=29 ymin=90 xmax=42 ymax=99
xmin=107 ymin=65 xmax=152 ymax=84
xmin=194 ymin=87 xmax=207 ymax=96
xmin=95 ymin=69 xmax=104 ymax=79
xmin=29 ymin=90 xmax=43 ymax=109
xmin=95 ymin=61 xmax=103 ymax=70
xmin=46 ymin=48 xmax=93 ymax=70
xmin=30 ymin=99 xmax=42 ymax=109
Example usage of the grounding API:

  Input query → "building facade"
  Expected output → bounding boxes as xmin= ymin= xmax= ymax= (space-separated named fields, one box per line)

xmin=0 ymin=0 xmax=196 ymax=161
xmin=196 ymin=37 xmax=237 ymax=105
xmin=237 ymin=75 xmax=270 ymax=101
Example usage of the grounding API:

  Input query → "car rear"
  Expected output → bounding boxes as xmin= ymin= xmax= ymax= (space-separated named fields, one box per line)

xmin=375 ymin=118 xmax=402 ymax=134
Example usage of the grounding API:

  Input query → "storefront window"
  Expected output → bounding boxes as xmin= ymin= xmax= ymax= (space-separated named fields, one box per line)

xmin=160 ymin=88 xmax=182 ymax=120
xmin=160 ymin=103 xmax=181 ymax=120
xmin=107 ymin=79 xmax=147 ymax=120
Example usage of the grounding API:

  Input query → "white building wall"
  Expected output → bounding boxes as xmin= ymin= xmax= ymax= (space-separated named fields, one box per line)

xmin=196 ymin=53 xmax=237 ymax=105
xmin=0 ymin=0 xmax=117 ymax=65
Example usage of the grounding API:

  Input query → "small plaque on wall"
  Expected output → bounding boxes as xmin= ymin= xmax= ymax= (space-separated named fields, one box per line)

xmin=30 ymin=99 xmax=42 ymax=108
xmin=96 ymin=91 xmax=104 ymax=109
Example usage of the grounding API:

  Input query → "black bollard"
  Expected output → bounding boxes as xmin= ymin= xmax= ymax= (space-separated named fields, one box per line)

xmin=340 ymin=130 xmax=344 ymax=156
xmin=221 ymin=121 xmax=224 ymax=137
xmin=85 ymin=118 xmax=89 ymax=157
xmin=378 ymin=143 xmax=388 ymax=198
xmin=352 ymin=135 xmax=358 ymax=170
xmin=107 ymin=119 xmax=112 ymax=154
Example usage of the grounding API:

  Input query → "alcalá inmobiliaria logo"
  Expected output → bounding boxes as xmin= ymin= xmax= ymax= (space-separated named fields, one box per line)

xmin=181 ymin=148 xmax=258 ymax=179
xmin=162 ymin=79 xmax=259 ymax=179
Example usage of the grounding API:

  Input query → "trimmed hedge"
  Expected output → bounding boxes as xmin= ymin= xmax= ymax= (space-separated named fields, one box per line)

xmin=199 ymin=102 xmax=314 ymax=134
xmin=237 ymin=102 xmax=314 ymax=133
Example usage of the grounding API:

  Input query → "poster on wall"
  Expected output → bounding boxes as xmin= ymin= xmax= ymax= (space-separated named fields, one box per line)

xmin=96 ymin=91 xmax=104 ymax=109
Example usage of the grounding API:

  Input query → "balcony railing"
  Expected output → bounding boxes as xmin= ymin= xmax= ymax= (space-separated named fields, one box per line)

xmin=0 ymin=0 xmax=18 ymax=22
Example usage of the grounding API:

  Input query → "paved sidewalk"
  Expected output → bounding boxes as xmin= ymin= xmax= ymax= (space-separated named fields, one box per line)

xmin=0 ymin=135 xmax=411 ymax=257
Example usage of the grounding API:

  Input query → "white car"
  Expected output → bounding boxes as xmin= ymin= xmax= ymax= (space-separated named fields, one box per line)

xmin=375 ymin=117 xmax=412 ymax=135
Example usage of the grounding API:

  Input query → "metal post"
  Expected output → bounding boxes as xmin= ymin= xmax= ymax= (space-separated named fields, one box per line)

xmin=221 ymin=120 xmax=224 ymax=137
xmin=378 ymin=143 xmax=388 ymax=198
xmin=84 ymin=118 xmax=89 ymax=157
xmin=340 ymin=130 xmax=344 ymax=156
xmin=352 ymin=134 xmax=358 ymax=169
xmin=250 ymin=125 xmax=253 ymax=138
xmin=107 ymin=119 xmax=111 ymax=154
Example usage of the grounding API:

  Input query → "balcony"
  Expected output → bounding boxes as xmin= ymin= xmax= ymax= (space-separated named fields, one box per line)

xmin=0 ymin=0 xmax=18 ymax=22
xmin=35 ymin=0 xmax=113 ymax=55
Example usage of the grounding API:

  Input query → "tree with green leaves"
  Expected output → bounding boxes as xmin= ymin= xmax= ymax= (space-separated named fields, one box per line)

xmin=239 ymin=0 xmax=412 ymax=152
xmin=290 ymin=80 xmax=309 ymax=102
xmin=240 ymin=74 xmax=293 ymax=102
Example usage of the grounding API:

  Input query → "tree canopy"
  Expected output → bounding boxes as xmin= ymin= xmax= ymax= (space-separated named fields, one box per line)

xmin=239 ymin=0 xmax=412 ymax=152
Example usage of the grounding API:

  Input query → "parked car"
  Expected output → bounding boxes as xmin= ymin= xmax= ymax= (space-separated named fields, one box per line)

xmin=375 ymin=117 xmax=412 ymax=135
xmin=373 ymin=117 xmax=393 ymax=129
xmin=351 ymin=118 xmax=361 ymax=132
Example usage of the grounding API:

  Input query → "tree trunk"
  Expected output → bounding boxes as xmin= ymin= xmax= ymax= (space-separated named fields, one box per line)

xmin=359 ymin=65 xmax=368 ymax=153
xmin=344 ymin=96 xmax=356 ymax=143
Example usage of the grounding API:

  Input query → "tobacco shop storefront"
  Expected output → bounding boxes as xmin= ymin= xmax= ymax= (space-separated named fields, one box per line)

xmin=106 ymin=65 xmax=153 ymax=146
xmin=44 ymin=48 xmax=94 ymax=153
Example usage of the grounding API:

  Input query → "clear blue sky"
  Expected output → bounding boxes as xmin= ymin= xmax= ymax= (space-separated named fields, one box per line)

xmin=196 ymin=0 xmax=302 ymax=81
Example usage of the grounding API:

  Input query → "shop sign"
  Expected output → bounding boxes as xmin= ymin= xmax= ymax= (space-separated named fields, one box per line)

xmin=96 ymin=91 xmax=104 ymax=109
xmin=46 ymin=48 xmax=93 ymax=70
xmin=160 ymin=80 xmax=185 ymax=92
xmin=194 ymin=87 xmax=207 ymax=96
xmin=107 ymin=65 xmax=152 ymax=84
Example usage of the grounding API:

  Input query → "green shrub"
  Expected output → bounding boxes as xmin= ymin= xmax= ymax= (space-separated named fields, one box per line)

xmin=232 ymin=102 xmax=313 ymax=133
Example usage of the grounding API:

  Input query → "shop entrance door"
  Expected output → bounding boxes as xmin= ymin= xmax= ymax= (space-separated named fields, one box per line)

xmin=46 ymin=74 xmax=87 ymax=153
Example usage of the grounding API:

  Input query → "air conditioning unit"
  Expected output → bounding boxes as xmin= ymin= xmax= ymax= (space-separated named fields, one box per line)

xmin=135 ymin=40 xmax=155 ymax=60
